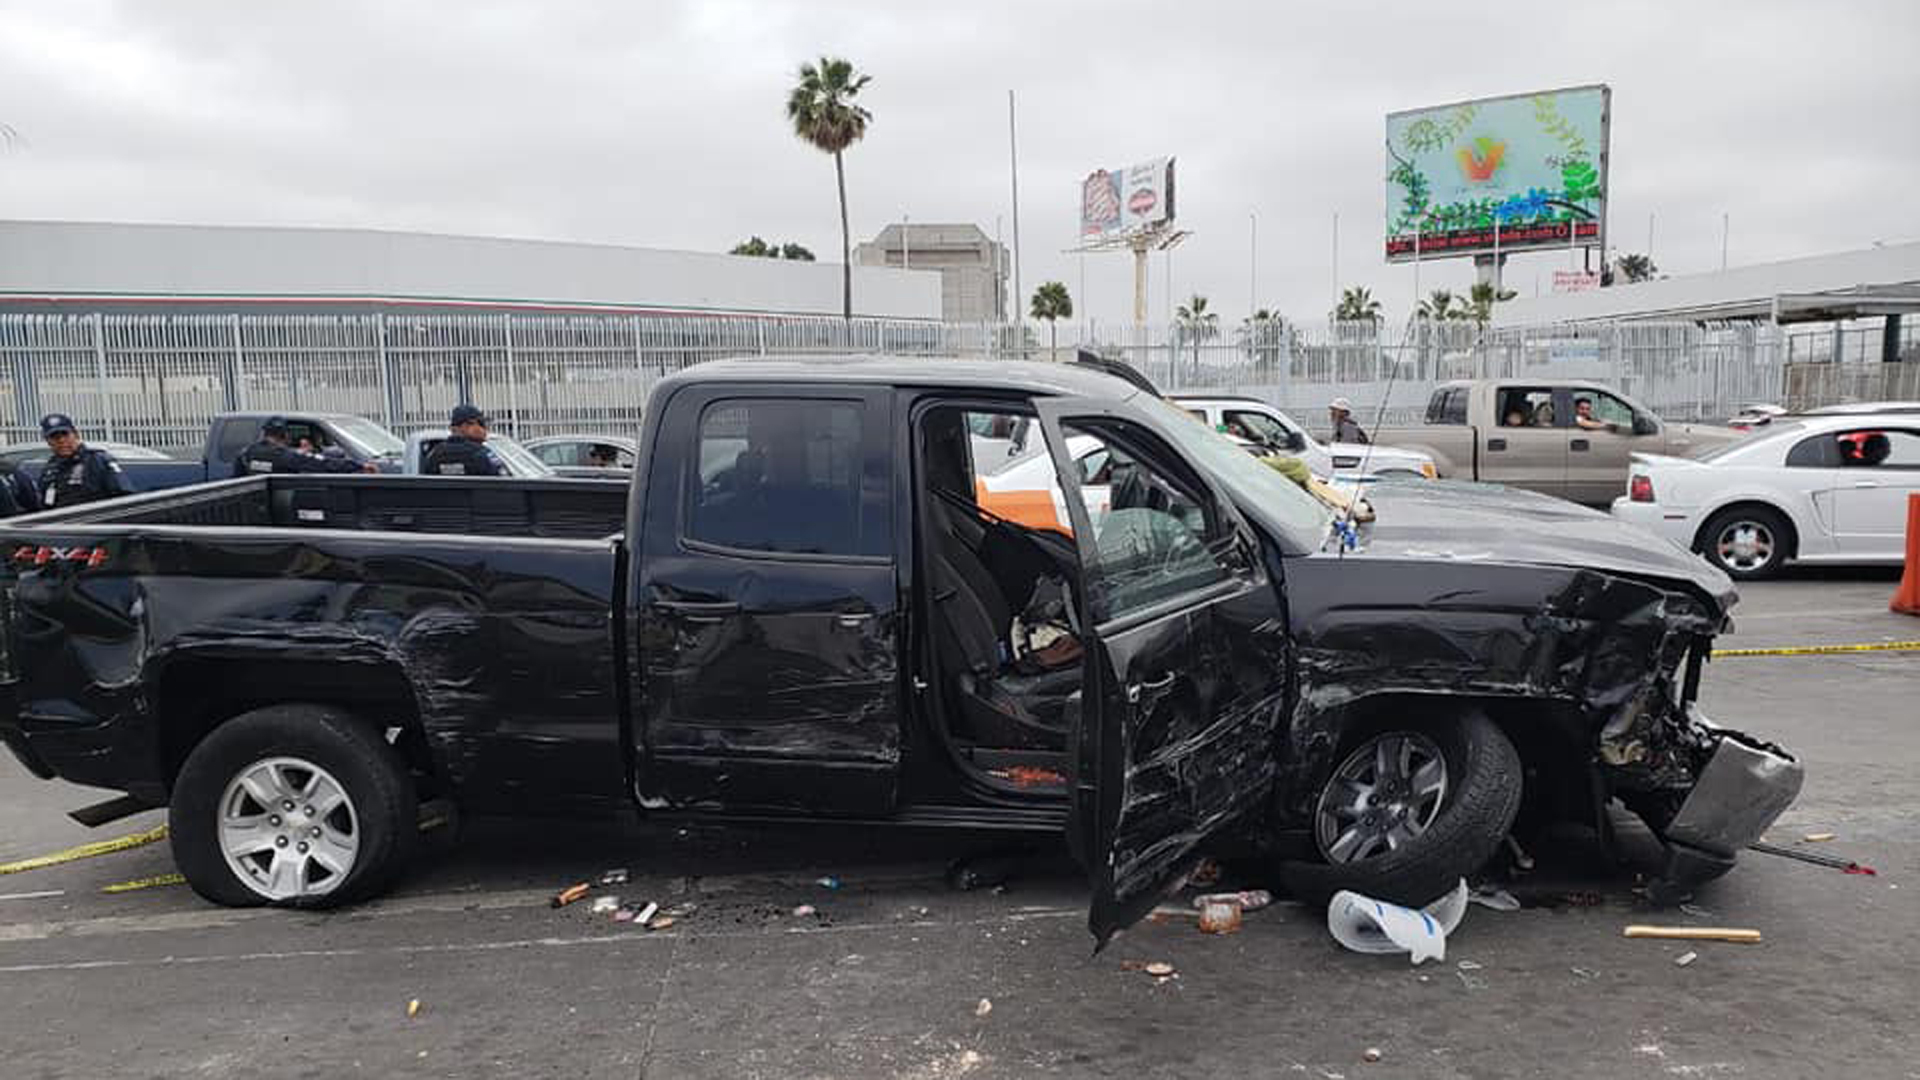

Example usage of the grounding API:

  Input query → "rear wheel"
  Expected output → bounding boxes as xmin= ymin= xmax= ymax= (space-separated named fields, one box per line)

xmin=1698 ymin=505 xmax=1791 ymax=581
xmin=1278 ymin=709 xmax=1522 ymax=908
xmin=170 ymin=704 xmax=416 ymax=908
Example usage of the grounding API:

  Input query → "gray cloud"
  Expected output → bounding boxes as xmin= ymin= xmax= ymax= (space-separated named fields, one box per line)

xmin=1 ymin=0 xmax=1915 ymax=325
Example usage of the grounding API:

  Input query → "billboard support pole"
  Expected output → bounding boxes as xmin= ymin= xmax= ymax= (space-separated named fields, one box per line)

xmin=1132 ymin=237 xmax=1148 ymax=329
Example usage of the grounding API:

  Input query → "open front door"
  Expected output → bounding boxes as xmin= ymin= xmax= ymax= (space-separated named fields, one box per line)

xmin=1033 ymin=398 xmax=1290 ymax=947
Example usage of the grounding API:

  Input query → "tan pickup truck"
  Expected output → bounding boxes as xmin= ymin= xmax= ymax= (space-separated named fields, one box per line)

xmin=1374 ymin=379 xmax=1743 ymax=504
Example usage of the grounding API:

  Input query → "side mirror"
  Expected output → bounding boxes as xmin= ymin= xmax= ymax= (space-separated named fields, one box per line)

xmin=1287 ymin=430 xmax=1308 ymax=452
xmin=1632 ymin=413 xmax=1659 ymax=436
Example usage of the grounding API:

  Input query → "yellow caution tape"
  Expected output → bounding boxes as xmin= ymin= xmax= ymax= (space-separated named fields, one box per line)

xmin=1711 ymin=640 xmax=1920 ymax=658
xmin=0 ymin=824 xmax=169 ymax=876
xmin=100 ymin=872 xmax=187 ymax=893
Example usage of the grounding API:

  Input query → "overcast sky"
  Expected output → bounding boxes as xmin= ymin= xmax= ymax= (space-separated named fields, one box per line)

xmin=2 ymin=0 xmax=1916 ymax=326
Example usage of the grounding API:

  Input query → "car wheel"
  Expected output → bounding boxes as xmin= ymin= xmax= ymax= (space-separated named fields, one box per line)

xmin=1698 ymin=506 xmax=1790 ymax=581
xmin=1276 ymin=709 xmax=1522 ymax=909
xmin=170 ymin=704 xmax=417 ymax=908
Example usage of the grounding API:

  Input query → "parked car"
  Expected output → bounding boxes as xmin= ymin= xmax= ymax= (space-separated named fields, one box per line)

xmin=1728 ymin=403 xmax=1787 ymax=431
xmin=1373 ymin=379 xmax=1744 ymax=504
xmin=524 ymin=434 xmax=638 ymax=477
xmin=1612 ymin=413 xmax=1920 ymax=580
xmin=1170 ymin=395 xmax=1437 ymax=481
xmin=0 ymin=358 xmax=1799 ymax=942
xmin=402 ymin=430 xmax=557 ymax=478
xmin=6 ymin=413 xmax=404 ymax=496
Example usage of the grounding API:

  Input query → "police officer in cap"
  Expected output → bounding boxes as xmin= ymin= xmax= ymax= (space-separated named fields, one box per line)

xmin=233 ymin=417 xmax=373 ymax=477
xmin=422 ymin=404 xmax=506 ymax=477
xmin=37 ymin=414 xmax=133 ymax=508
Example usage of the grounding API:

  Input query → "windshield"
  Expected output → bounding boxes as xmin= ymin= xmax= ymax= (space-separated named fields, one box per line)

xmin=483 ymin=435 xmax=556 ymax=477
xmin=330 ymin=417 xmax=404 ymax=458
xmin=1694 ymin=424 xmax=1795 ymax=464
xmin=1132 ymin=395 xmax=1332 ymax=552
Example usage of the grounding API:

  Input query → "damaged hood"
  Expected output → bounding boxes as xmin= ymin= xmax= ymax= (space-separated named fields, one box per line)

xmin=1349 ymin=480 xmax=1737 ymax=613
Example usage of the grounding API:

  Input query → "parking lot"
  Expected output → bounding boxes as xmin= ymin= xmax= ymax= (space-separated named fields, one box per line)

xmin=1 ymin=570 xmax=1915 ymax=1079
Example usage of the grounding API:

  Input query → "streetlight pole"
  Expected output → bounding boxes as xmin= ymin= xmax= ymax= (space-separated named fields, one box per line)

xmin=1248 ymin=209 xmax=1258 ymax=318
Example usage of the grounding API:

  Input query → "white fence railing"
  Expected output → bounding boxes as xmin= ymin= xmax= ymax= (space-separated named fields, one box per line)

xmin=0 ymin=311 xmax=1826 ymax=452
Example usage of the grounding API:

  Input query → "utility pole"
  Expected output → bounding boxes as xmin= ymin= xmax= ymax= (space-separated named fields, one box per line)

xmin=1008 ymin=90 xmax=1023 ymax=327
xmin=1330 ymin=211 xmax=1340 ymax=316
xmin=1248 ymin=209 xmax=1258 ymax=317
xmin=1721 ymin=212 xmax=1730 ymax=271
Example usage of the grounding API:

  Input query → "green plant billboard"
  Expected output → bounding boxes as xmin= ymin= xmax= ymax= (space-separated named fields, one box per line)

xmin=1386 ymin=85 xmax=1609 ymax=262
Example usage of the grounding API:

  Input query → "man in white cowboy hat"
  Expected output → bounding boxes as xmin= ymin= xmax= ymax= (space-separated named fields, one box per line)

xmin=1327 ymin=397 xmax=1370 ymax=445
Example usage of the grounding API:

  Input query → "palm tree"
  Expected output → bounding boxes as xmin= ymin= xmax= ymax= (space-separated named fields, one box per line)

xmin=1613 ymin=252 xmax=1658 ymax=283
xmin=786 ymin=58 xmax=873 ymax=320
xmin=1418 ymin=289 xmax=1459 ymax=321
xmin=1029 ymin=281 xmax=1073 ymax=358
xmin=1241 ymin=308 xmax=1285 ymax=371
xmin=1175 ymin=295 xmax=1220 ymax=376
xmin=1463 ymin=281 xmax=1518 ymax=326
xmin=1334 ymin=286 xmax=1382 ymax=323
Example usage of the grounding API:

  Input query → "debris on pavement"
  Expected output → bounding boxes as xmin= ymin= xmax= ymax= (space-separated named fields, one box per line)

xmin=1802 ymin=832 xmax=1836 ymax=842
xmin=663 ymin=902 xmax=698 ymax=918
xmin=100 ymin=872 xmax=187 ymax=894
xmin=1679 ymin=903 xmax=1715 ymax=918
xmin=407 ymin=999 xmax=422 ymax=1018
xmin=792 ymin=904 xmax=817 ymax=917
xmin=1675 ymin=951 xmax=1699 ymax=967
xmin=1468 ymin=886 xmax=1522 ymax=912
xmin=646 ymin=915 xmax=677 ymax=931
xmin=1622 ymin=925 xmax=1762 ymax=944
xmin=1571 ymin=966 xmax=1599 ymax=980
xmin=815 ymin=875 xmax=842 ymax=890
xmin=1142 ymin=961 xmax=1177 ymax=980
xmin=1197 ymin=896 xmax=1243 ymax=935
xmin=974 ymin=998 xmax=993 ymax=1018
xmin=1456 ymin=960 xmax=1483 ymax=971
xmin=1362 ymin=1048 xmax=1383 ymax=1063
xmin=1185 ymin=858 xmax=1224 ymax=889
xmin=1191 ymin=889 xmax=1273 ymax=912
xmin=600 ymin=868 xmax=629 ymax=886
xmin=946 ymin=853 xmax=1021 ymax=892
xmin=550 ymin=882 xmax=591 ymax=908
xmin=590 ymin=895 xmax=620 ymax=915
xmin=1748 ymin=841 xmax=1876 ymax=875
xmin=1327 ymin=880 xmax=1469 ymax=965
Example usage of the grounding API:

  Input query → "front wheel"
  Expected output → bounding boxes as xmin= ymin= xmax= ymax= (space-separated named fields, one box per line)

xmin=170 ymin=704 xmax=417 ymax=908
xmin=1277 ymin=709 xmax=1522 ymax=908
xmin=1697 ymin=505 xmax=1791 ymax=581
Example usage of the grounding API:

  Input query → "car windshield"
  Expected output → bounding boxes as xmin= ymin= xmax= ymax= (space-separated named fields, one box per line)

xmin=330 ymin=417 xmax=404 ymax=458
xmin=1132 ymin=394 xmax=1332 ymax=551
xmin=1695 ymin=424 xmax=1799 ymax=463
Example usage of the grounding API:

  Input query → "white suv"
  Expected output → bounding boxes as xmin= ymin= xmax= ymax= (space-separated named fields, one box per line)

xmin=1170 ymin=395 xmax=1437 ymax=481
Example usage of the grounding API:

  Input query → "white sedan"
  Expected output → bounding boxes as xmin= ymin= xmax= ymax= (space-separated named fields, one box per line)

xmin=1169 ymin=395 xmax=1437 ymax=481
xmin=1610 ymin=413 xmax=1920 ymax=580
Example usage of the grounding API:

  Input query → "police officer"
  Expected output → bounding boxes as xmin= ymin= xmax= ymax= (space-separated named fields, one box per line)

xmin=422 ymin=404 xmax=506 ymax=477
xmin=233 ymin=417 xmax=372 ymax=476
xmin=36 ymin=414 xmax=133 ymax=508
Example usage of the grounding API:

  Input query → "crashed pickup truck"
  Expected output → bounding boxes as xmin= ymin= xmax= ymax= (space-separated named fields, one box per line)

xmin=0 ymin=358 xmax=1800 ymax=943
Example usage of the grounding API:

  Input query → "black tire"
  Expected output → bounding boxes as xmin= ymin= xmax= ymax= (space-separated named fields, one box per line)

xmin=1277 ymin=709 xmax=1522 ymax=909
xmin=169 ymin=704 xmax=417 ymax=909
xmin=1696 ymin=505 xmax=1791 ymax=581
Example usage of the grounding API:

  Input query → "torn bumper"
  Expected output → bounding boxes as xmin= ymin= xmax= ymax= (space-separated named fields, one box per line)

xmin=1656 ymin=716 xmax=1804 ymax=896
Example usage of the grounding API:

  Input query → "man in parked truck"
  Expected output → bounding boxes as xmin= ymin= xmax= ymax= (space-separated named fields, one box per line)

xmin=233 ymin=417 xmax=374 ymax=476
xmin=1573 ymin=396 xmax=1615 ymax=432
xmin=422 ymin=404 xmax=506 ymax=477
xmin=35 ymin=413 xmax=132 ymax=509
xmin=1327 ymin=397 xmax=1370 ymax=445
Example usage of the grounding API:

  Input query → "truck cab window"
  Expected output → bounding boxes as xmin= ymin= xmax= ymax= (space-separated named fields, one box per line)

xmin=1427 ymin=387 xmax=1468 ymax=425
xmin=1497 ymin=388 xmax=1556 ymax=428
xmin=690 ymin=399 xmax=863 ymax=556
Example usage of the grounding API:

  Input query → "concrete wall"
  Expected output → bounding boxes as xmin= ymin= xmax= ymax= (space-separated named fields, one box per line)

xmin=0 ymin=220 xmax=942 ymax=319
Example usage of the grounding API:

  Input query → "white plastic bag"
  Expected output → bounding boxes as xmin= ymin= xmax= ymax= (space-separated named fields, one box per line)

xmin=1326 ymin=879 xmax=1470 ymax=965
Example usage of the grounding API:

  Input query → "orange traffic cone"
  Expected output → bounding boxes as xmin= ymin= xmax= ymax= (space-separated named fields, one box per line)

xmin=1894 ymin=494 xmax=1920 ymax=616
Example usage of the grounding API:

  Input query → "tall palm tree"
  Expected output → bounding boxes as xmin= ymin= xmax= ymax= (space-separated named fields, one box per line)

xmin=786 ymin=58 xmax=872 ymax=320
xmin=1175 ymin=295 xmax=1219 ymax=374
xmin=1418 ymin=289 xmax=1459 ymax=321
xmin=1334 ymin=286 xmax=1382 ymax=323
xmin=1614 ymin=252 xmax=1658 ymax=283
xmin=1463 ymin=281 xmax=1518 ymax=326
xmin=1242 ymin=308 xmax=1284 ymax=370
xmin=1030 ymin=281 xmax=1073 ymax=357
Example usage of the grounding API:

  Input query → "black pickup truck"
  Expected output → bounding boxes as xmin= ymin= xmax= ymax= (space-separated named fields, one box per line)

xmin=0 ymin=359 xmax=1802 ymax=942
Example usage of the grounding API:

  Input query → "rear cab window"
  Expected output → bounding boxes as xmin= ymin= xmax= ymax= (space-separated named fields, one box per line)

xmin=1426 ymin=387 xmax=1469 ymax=425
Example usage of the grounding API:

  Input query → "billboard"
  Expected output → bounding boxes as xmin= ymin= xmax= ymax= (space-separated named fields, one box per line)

xmin=1080 ymin=157 xmax=1176 ymax=241
xmin=1385 ymin=86 xmax=1608 ymax=262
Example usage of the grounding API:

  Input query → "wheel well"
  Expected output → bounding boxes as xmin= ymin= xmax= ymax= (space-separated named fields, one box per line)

xmin=153 ymin=658 xmax=435 ymax=794
xmin=1692 ymin=500 xmax=1798 ymax=560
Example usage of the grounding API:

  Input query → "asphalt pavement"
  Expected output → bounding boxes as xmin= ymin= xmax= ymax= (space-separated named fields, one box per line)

xmin=1 ymin=568 xmax=1915 ymax=1079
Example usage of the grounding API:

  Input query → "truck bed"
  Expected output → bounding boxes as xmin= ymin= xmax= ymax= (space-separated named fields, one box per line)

xmin=16 ymin=473 xmax=630 ymax=539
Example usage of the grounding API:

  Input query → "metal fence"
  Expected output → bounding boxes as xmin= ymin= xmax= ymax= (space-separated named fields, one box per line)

xmin=0 ymin=309 xmax=1851 ymax=452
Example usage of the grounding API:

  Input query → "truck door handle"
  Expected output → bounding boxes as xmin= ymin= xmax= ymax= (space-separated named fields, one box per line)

xmin=836 ymin=612 xmax=873 ymax=628
xmin=1486 ymin=438 xmax=1507 ymax=451
xmin=654 ymin=600 xmax=740 ymax=623
xmin=1570 ymin=439 xmax=1590 ymax=452
xmin=1127 ymin=672 xmax=1177 ymax=704
xmin=1852 ymin=480 xmax=1878 ymax=488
